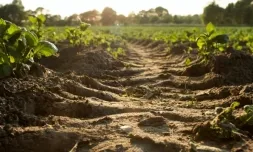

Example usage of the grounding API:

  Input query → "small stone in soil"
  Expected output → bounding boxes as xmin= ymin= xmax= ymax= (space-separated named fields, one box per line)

xmin=138 ymin=116 xmax=166 ymax=127
xmin=120 ymin=125 xmax=133 ymax=133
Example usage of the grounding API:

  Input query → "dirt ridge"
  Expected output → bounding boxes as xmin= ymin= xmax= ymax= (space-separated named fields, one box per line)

xmin=0 ymin=42 xmax=253 ymax=152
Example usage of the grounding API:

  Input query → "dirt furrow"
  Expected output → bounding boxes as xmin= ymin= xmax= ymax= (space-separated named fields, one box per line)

xmin=1 ymin=42 xmax=253 ymax=152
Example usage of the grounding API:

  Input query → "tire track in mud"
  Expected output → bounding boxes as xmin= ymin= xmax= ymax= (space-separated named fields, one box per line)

xmin=1 ymin=42 xmax=252 ymax=152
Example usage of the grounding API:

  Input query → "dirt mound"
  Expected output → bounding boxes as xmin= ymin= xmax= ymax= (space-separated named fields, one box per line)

xmin=0 ymin=64 xmax=125 ymax=127
xmin=212 ymin=49 xmax=253 ymax=85
xmin=0 ymin=78 xmax=48 ymax=127
xmin=0 ymin=46 xmax=131 ymax=131
xmin=182 ymin=49 xmax=253 ymax=85
xmin=182 ymin=62 xmax=210 ymax=77
xmin=170 ymin=44 xmax=188 ymax=55
xmin=40 ymin=48 xmax=124 ymax=77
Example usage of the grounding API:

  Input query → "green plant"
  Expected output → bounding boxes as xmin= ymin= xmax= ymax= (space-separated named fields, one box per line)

xmin=65 ymin=22 xmax=91 ymax=48
xmin=0 ymin=18 xmax=58 ymax=78
xmin=186 ymin=100 xmax=197 ymax=108
xmin=107 ymin=47 xmax=125 ymax=59
xmin=196 ymin=23 xmax=229 ymax=61
xmin=28 ymin=14 xmax=46 ymax=39
xmin=239 ymin=104 xmax=253 ymax=126
xmin=44 ymin=27 xmax=58 ymax=43
xmin=210 ymin=102 xmax=253 ymax=139
xmin=184 ymin=58 xmax=191 ymax=66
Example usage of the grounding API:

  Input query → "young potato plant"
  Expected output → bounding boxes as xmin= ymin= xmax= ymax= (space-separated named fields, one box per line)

xmin=107 ymin=47 xmax=125 ymax=59
xmin=0 ymin=18 xmax=58 ymax=78
xmin=196 ymin=22 xmax=229 ymax=61
xmin=91 ymin=31 xmax=126 ymax=59
xmin=28 ymin=14 xmax=46 ymax=39
xmin=65 ymin=22 xmax=91 ymax=49
xmin=239 ymin=104 xmax=253 ymax=126
xmin=43 ymin=27 xmax=59 ymax=43
xmin=209 ymin=102 xmax=253 ymax=139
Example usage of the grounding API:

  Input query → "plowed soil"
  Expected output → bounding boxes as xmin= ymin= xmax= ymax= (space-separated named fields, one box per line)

xmin=0 ymin=41 xmax=253 ymax=152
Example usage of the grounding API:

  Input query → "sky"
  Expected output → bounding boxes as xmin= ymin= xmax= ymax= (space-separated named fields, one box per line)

xmin=1 ymin=0 xmax=238 ymax=17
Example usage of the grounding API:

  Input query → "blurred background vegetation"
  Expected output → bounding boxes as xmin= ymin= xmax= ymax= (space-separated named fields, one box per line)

xmin=0 ymin=0 xmax=253 ymax=26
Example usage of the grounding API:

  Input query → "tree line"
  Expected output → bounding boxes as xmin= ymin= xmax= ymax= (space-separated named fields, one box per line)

xmin=0 ymin=0 xmax=202 ymax=26
xmin=203 ymin=0 xmax=253 ymax=25
xmin=1 ymin=0 xmax=253 ymax=26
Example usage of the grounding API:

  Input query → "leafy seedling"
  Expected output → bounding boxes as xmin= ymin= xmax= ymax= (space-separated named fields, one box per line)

xmin=196 ymin=22 xmax=229 ymax=62
xmin=0 ymin=18 xmax=58 ymax=78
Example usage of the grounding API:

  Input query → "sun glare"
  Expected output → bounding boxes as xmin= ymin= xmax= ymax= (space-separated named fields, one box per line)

xmin=1 ymin=0 xmax=238 ymax=17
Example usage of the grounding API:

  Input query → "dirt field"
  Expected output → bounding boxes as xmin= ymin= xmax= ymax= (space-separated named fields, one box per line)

xmin=0 ymin=41 xmax=253 ymax=152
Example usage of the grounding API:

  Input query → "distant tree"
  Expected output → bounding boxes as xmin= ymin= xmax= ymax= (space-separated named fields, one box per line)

xmin=35 ymin=7 xmax=45 ymax=15
xmin=159 ymin=14 xmax=173 ymax=23
xmin=25 ymin=9 xmax=36 ymax=16
xmin=155 ymin=6 xmax=168 ymax=17
xmin=12 ymin=0 xmax=24 ymax=9
xmin=243 ymin=5 xmax=253 ymax=25
xmin=191 ymin=14 xmax=202 ymax=24
xmin=173 ymin=15 xmax=182 ymax=24
xmin=0 ymin=0 xmax=26 ymax=25
xmin=149 ymin=16 xmax=159 ymax=23
xmin=136 ymin=10 xmax=148 ymax=24
xmin=131 ymin=7 xmax=202 ymax=25
xmin=139 ymin=16 xmax=149 ymax=24
xmin=234 ymin=0 xmax=253 ymax=25
xmin=66 ymin=14 xmax=80 ymax=26
xmin=201 ymin=0 xmax=253 ymax=25
xmin=45 ymin=14 xmax=62 ymax=26
xmin=202 ymin=2 xmax=225 ymax=25
xmin=101 ymin=7 xmax=117 ymax=26
xmin=224 ymin=3 xmax=236 ymax=24
xmin=116 ymin=14 xmax=127 ymax=25
xmin=79 ymin=10 xmax=100 ymax=25
xmin=127 ymin=12 xmax=137 ymax=24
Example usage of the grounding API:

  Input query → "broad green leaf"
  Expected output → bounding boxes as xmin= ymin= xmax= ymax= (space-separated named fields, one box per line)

xmin=0 ymin=51 xmax=9 ymax=64
xmin=34 ymin=41 xmax=58 ymax=57
xmin=8 ymin=31 xmax=22 ymax=44
xmin=24 ymin=31 xmax=38 ymax=47
xmin=211 ymin=34 xmax=229 ymax=44
xmin=185 ymin=31 xmax=193 ymax=38
xmin=6 ymin=23 xmax=20 ymax=35
xmin=9 ymin=56 xmax=15 ymax=63
xmin=244 ymin=105 xmax=253 ymax=114
xmin=206 ymin=22 xmax=215 ymax=34
xmin=230 ymin=102 xmax=240 ymax=110
xmin=80 ymin=22 xmax=90 ymax=31
xmin=28 ymin=16 xmax=37 ymax=24
xmin=8 ymin=47 xmax=22 ymax=62
xmin=0 ymin=18 xmax=7 ymax=36
xmin=197 ymin=38 xmax=206 ymax=50
xmin=17 ymin=39 xmax=26 ymax=53
xmin=0 ymin=18 xmax=6 ymax=26
xmin=37 ymin=14 xmax=46 ymax=23
xmin=6 ymin=45 xmax=22 ymax=62
xmin=218 ymin=46 xmax=225 ymax=51
xmin=245 ymin=115 xmax=253 ymax=125
xmin=0 ymin=64 xmax=12 ymax=77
